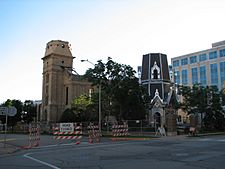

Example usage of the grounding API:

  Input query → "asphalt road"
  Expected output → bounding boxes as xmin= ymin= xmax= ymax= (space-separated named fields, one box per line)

xmin=0 ymin=135 xmax=225 ymax=169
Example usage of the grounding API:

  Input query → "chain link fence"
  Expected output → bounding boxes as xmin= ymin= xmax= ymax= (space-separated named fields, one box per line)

xmin=9 ymin=120 xmax=157 ymax=136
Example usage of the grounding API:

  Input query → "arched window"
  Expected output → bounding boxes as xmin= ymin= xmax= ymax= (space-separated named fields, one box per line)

xmin=153 ymin=69 xmax=158 ymax=79
xmin=151 ymin=61 xmax=160 ymax=79
xmin=154 ymin=112 xmax=161 ymax=128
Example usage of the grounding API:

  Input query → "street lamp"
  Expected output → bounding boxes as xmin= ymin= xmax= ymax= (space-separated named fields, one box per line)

xmin=81 ymin=59 xmax=102 ymax=132
xmin=80 ymin=59 xmax=95 ymax=66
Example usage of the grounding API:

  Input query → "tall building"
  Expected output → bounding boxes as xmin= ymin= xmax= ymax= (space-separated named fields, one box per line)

xmin=141 ymin=53 xmax=177 ymax=135
xmin=171 ymin=40 xmax=225 ymax=90
xmin=40 ymin=40 xmax=92 ymax=123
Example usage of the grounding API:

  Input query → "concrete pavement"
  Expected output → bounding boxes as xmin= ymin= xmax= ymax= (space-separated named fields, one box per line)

xmin=0 ymin=143 xmax=20 ymax=156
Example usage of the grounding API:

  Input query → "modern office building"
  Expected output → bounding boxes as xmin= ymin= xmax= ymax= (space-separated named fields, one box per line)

xmin=171 ymin=40 xmax=225 ymax=91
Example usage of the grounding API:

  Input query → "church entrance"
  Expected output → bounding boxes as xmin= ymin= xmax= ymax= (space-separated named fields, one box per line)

xmin=154 ymin=112 xmax=161 ymax=128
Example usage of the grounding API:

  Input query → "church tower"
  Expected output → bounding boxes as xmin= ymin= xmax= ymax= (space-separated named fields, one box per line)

xmin=41 ymin=40 xmax=73 ymax=122
xmin=141 ymin=53 xmax=177 ymax=135
xmin=141 ymin=53 xmax=171 ymax=100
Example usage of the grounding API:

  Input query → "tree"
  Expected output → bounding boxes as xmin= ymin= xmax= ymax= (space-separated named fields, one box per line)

xmin=0 ymin=99 xmax=23 ymax=131
xmin=60 ymin=95 xmax=96 ymax=122
xmin=60 ymin=108 xmax=76 ymax=122
xmin=203 ymin=87 xmax=225 ymax=131
xmin=179 ymin=85 xmax=225 ymax=131
xmin=84 ymin=57 xmax=149 ymax=121
xmin=22 ymin=100 xmax=37 ymax=124
xmin=71 ymin=94 xmax=96 ymax=122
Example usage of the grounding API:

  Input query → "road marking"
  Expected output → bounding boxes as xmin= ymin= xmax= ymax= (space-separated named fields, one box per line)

xmin=175 ymin=153 xmax=189 ymax=156
xmin=30 ymin=142 xmax=89 ymax=150
xmin=0 ymin=138 xmax=16 ymax=142
xmin=23 ymin=142 xmax=134 ymax=169
xmin=197 ymin=138 xmax=212 ymax=141
xmin=23 ymin=153 xmax=61 ymax=169
xmin=24 ymin=141 xmax=140 ymax=156
xmin=217 ymin=139 xmax=225 ymax=142
xmin=22 ymin=141 xmax=145 ymax=168
xmin=197 ymin=138 xmax=225 ymax=142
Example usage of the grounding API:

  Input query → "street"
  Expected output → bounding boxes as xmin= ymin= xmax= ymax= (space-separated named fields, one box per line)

xmin=0 ymin=134 xmax=225 ymax=169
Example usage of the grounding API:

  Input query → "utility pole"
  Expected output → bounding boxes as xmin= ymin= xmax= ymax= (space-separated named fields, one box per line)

xmin=81 ymin=59 xmax=101 ymax=132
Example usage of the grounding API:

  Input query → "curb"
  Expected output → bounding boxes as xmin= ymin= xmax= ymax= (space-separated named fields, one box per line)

xmin=186 ymin=132 xmax=225 ymax=137
xmin=110 ymin=137 xmax=153 ymax=141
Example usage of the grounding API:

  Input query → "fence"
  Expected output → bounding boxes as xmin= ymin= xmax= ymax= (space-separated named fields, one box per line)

xmin=11 ymin=120 xmax=157 ymax=137
xmin=102 ymin=120 xmax=156 ymax=136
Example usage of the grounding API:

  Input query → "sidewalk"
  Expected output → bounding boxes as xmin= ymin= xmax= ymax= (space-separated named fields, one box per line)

xmin=0 ymin=142 xmax=20 ymax=156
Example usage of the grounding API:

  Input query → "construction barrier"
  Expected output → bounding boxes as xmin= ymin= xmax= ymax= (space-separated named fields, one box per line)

xmin=53 ymin=123 xmax=82 ymax=144
xmin=22 ymin=123 xmax=40 ymax=149
xmin=112 ymin=122 xmax=129 ymax=141
xmin=87 ymin=123 xmax=101 ymax=143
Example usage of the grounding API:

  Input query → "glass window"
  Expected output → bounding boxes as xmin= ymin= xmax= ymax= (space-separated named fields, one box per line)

xmin=173 ymin=60 xmax=180 ymax=67
xmin=210 ymin=63 xmax=218 ymax=85
xmin=174 ymin=71 xmax=180 ymax=84
xmin=199 ymin=53 xmax=207 ymax=62
xmin=181 ymin=58 xmax=188 ymax=65
xmin=191 ymin=67 xmax=198 ymax=85
xmin=182 ymin=69 xmax=188 ymax=85
xmin=219 ymin=49 xmax=225 ymax=57
xmin=209 ymin=51 xmax=217 ymax=59
xmin=190 ymin=56 xmax=197 ymax=64
xmin=220 ymin=62 xmax=225 ymax=88
xmin=200 ymin=66 xmax=206 ymax=86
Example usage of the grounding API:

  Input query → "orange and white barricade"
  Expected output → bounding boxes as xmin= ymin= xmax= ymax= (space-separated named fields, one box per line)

xmin=112 ymin=122 xmax=129 ymax=141
xmin=53 ymin=123 xmax=82 ymax=144
xmin=87 ymin=123 xmax=101 ymax=143
xmin=22 ymin=123 xmax=40 ymax=149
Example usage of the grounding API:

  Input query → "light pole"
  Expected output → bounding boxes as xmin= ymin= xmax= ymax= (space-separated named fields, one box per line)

xmin=81 ymin=59 xmax=101 ymax=132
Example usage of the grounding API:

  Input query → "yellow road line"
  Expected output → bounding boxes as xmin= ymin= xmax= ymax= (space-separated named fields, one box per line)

xmin=0 ymin=138 xmax=16 ymax=142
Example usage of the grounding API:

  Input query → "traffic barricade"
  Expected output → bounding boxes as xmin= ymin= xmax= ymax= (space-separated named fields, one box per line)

xmin=112 ymin=122 xmax=129 ymax=141
xmin=22 ymin=123 xmax=40 ymax=149
xmin=53 ymin=122 xmax=82 ymax=144
xmin=87 ymin=123 xmax=101 ymax=143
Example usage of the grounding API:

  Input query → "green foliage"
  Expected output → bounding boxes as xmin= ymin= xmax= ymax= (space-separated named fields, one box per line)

xmin=179 ymin=85 xmax=225 ymax=131
xmin=84 ymin=57 xmax=149 ymax=121
xmin=72 ymin=94 xmax=96 ymax=122
xmin=0 ymin=99 xmax=37 ymax=127
xmin=0 ymin=99 xmax=23 ymax=128
xmin=71 ymin=95 xmax=92 ymax=112
xmin=60 ymin=109 xmax=76 ymax=122
xmin=22 ymin=100 xmax=37 ymax=124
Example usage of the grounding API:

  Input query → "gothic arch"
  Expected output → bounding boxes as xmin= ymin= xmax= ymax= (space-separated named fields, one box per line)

xmin=151 ymin=61 xmax=160 ymax=79
xmin=154 ymin=112 xmax=161 ymax=128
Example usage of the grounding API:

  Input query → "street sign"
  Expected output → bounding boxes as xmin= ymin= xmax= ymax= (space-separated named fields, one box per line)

xmin=8 ymin=107 xmax=17 ymax=116
xmin=60 ymin=123 xmax=74 ymax=132
xmin=0 ymin=107 xmax=8 ymax=115
xmin=0 ymin=106 xmax=17 ymax=116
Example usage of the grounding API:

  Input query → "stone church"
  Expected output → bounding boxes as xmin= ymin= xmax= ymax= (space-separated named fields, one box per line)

xmin=141 ymin=53 xmax=178 ymax=136
xmin=39 ymin=40 xmax=92 ymax=123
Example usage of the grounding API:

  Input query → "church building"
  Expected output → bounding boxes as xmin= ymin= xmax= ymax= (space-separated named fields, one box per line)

xmin=40 ymin=40 xmax=92 ymax=123
xmin=141 ymin=53 xmax=178 ymax=135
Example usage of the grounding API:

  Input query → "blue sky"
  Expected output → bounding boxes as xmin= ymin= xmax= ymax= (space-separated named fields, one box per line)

xmin=1 ymin=0 xmax=225 ymax=103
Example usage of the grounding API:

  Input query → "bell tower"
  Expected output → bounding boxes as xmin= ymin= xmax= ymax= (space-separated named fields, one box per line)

xmin=41 ymin=40 xmax=73 ymax=122
xmin=141 ymin=53 xmax=177 ymax=135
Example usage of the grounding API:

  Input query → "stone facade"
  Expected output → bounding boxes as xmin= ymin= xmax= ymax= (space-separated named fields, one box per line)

xmin=40 ymin=40 xmax=92 ymax=123
xmin=141 ymin=53 xmax=178 ymax=135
